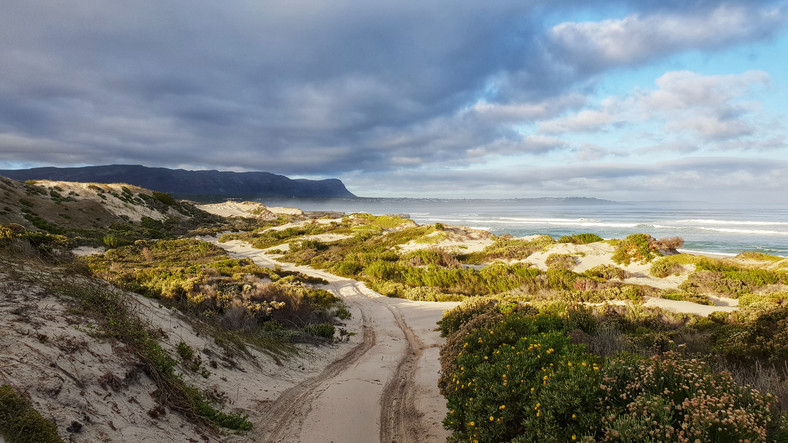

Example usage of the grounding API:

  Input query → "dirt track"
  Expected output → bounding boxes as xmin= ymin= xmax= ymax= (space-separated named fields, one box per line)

xmin=214 ymin=240 xmax=456 ymax=442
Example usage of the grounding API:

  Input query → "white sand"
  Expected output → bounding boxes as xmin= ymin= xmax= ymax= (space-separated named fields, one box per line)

xmin=197 ymin=201 xmax=306 ymax=219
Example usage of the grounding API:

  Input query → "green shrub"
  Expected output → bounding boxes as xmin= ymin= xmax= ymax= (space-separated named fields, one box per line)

xmin=583 ymin=264 xmax=626 ymax=281
xmin=176 ymin=341 xmax=194 ymax=360
xmin=611 ymin=234 xmax=661 ymax=265
xmin=736 ymin=251 xmax=784 ymax=262
xmin=438 ymin=303 xmax=785 ymax=442
xmin=0 ymin=385 xmax=63 ymax=443
xmin=462 ymin=235 xmax=555 ymax=264
xmin=303 ymin=323 xmax=335 ymax=340
xmin=0 ymin=226 xmax=15 ymax=246
xmin=650 ymin=259 xmax=683 ymax=278
xmin=102 ymin=235 xmax=125 ymax=249
xmin=151 ymin=191 xmax=176 ymax=206
xmin=558 ymin=233 xmax=603 ymax=244
xmin=438 ymin=298 xmax=505 ymax=337
xmin=696 ymin=260 xmax=784 ymax=286
xmin=661 ymin=290 xmax=712 ymax=305
xmin=709 ymin=306 xmax=788 ymax=364
xmin=440 ymin=311 xmax=600 ymax=442
xmin=738 ymin=291 xmax=788 ymax=307
xmin=17 ymin=231 xmax=71 ymax=257
xmin=680 ymin=260 xmax=785 ymax=298
xmin=545 ymin=253 xmax=576 ymax=270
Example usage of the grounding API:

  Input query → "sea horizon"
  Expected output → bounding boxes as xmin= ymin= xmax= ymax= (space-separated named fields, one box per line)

xmin=255 ymin=197 xmax=788 ymax=258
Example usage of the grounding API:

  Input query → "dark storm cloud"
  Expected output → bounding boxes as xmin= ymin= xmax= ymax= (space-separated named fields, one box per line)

xmin=0 ymin=0 xmax=785 ymax=191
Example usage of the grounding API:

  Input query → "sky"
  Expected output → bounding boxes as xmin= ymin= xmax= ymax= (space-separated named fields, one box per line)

xmin=1 ymin=0 xmax=787 ymax=202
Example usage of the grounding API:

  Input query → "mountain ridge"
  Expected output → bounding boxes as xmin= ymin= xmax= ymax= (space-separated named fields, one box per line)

xmin=0 ymin=164 xmax=356 ymax=200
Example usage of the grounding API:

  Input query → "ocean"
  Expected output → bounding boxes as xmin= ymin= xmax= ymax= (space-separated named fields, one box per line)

xmin=255 ymin=198 xmax=788 ymax=257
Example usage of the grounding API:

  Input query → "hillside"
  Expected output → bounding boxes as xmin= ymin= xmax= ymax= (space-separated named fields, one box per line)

xmin=0 ymin=165 xmax=356 ymax=200
xmin=0 ymin=176 xmax=224 ymax=246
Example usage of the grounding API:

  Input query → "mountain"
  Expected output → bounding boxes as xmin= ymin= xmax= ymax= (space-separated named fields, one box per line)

xmin=0 ymin=165 xmax=356 ymax=200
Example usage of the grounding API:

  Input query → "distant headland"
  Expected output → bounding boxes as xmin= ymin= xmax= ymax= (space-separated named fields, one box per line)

xmin=0 ymin=164 xmax=356 ymax=200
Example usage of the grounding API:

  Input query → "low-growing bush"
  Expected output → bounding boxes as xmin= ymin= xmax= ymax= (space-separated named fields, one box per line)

xmin=736 ymin=251 xmax=784 ymax=262
xmin=151 ymin=191 xmax=176 ymax=206
xmin=438 ymin=303 xmax=786 ymax=442
xmin=709 ymin=306 xmax=788 ymax=364
xmin=661 ymin=290 xmax=713 ymax=305
xmin=545 ymin=253 xmax=576 ymax=270
xmin=0 ymin=384 xmax=63 ymax=443
xmin=584 ymin=264 xmax=627 ymax=281
xmin=601 ymin=352 xmax=779 ymax=442
xmin=558 ymin=233 xmax=603 ymax=244
xmin=680 ymin=260 xmax=786 ymax=298
xmin=612 ymin=234 xmax=661 ymax=265
xmin=83 ymin=239 xmax=343 ymax=344
xmin=650 ymin=259 xmax=683 ymax=278
xmin=303 ymin=323 xmax=335 ymax=340
xmin=462 ymin=235 xmax=555 ymax=264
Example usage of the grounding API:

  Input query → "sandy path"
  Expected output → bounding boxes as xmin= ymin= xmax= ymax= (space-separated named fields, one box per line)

xmin=210 ymin=240 xmax=456 ymax=442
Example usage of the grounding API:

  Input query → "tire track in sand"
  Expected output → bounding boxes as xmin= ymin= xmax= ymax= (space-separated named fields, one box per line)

xmin=253 ymin=280 xmax=376 ymax=442
xmin=379 ymin=302 xmax=426 ymax=443
xmin=212 ymin=239 xmax=445 ymax=442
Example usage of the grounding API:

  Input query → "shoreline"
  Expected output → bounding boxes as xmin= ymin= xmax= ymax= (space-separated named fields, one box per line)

xmin=250 ymin=197 xmax=788 ymax=258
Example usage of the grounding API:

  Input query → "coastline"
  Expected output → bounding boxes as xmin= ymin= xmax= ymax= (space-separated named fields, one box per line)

xmin=252 ymin=197 xmax=788 ymax=258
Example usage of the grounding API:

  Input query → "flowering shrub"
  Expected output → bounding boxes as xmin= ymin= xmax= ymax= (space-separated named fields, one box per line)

xmin=441 ymin=312 xmax=602 ymax=442
xmin=439 ymin=304 xmax=786 ymax=442
xmin=601 ymin=352 xmax=780 ymax=442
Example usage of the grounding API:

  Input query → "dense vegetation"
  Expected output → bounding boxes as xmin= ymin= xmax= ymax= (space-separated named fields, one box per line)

xmin=82 ymin=238 xmax=348 ymax=345
xmin=438 ymin=300 xmax=787 ymax=442
xmin=222 ymin=217 xmax=661 ymax=304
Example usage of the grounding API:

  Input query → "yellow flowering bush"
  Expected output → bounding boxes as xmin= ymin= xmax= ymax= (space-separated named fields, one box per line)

xmin=441 ymin=312 xmax=602 ymax=442
xmin=439 ymin=304 xmax=787 ymax=442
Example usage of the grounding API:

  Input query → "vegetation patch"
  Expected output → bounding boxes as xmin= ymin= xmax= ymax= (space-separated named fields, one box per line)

xmin=438 ymin=300 xmax=786 ymax=442
xmin=679 ymin=259 xmax=787 ymax=298
xmin=558 ymin=233 xmax=603 ymax=244
xmin=611 ymin=233 xmax=661 ymax=265
xmin=461 ymin=235 xmax=556 ymax=264
xmin=82 ymin=239 xmax=343 ymax=348
xmin=545 ymin=253 xmax=577 ymax=270
xmin=0 ymin=384 xmax=63 ymax=443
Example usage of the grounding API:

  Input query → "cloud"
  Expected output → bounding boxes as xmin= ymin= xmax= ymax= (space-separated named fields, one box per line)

xmin=538 ymin=70 xmax=771 ymax=143
xmin=352 ymin=156 xmax=788 ymax=202
xmin=0 ymin=0 xmax=786 ymax=202
xmin=549 ymin=4 xmax=786 ymax=71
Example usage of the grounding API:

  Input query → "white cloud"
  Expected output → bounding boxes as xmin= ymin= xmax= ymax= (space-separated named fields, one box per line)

xmin=538 ymin=108 xmax=618 ymax=134
xmin=469 ymin=94 xmax=586 ymax=122
xmin=538 ymin=70 xmax=770 ymax=143
xmin=549 ymin=5 xmax=785 ymax=70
